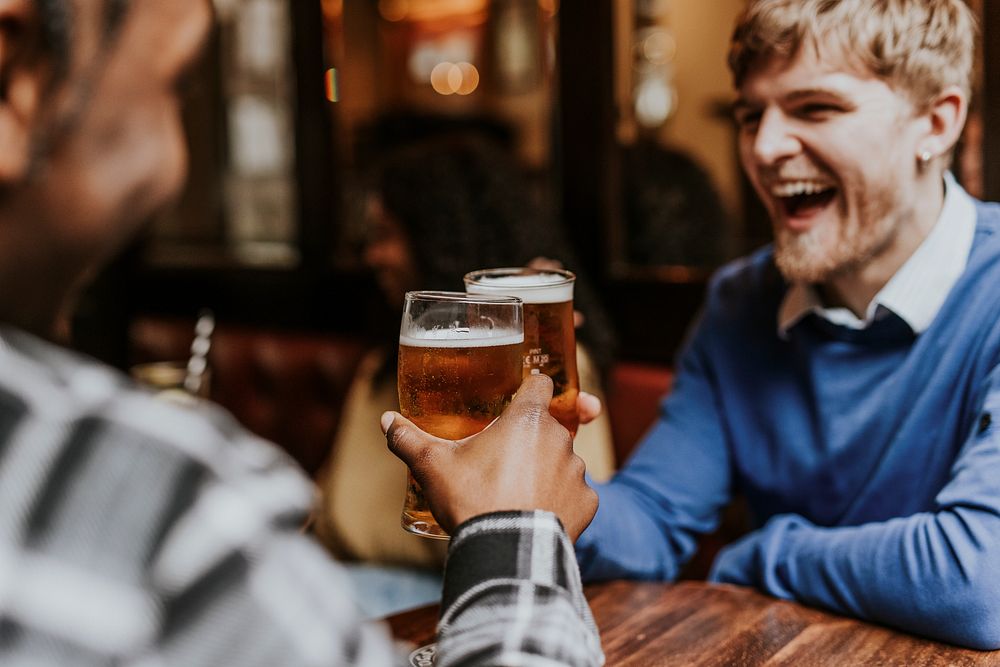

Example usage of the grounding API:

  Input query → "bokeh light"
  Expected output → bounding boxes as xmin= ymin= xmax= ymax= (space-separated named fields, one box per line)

xmin=378 ymin=0 xmax=408 ymax=22
xmin=430 ymin=62 xmax=459 ymax=95
xmin=456 ymin=62 xmax=480 ymax=95
xmin=325 ymin=68 xmax=339 ymax=102
xmin=635 ymin=78 xmax=674 ymax=127
xmin=430 ymin=61 xmax=480 ymax=96
xmin=642 ymin=31 xmax=676 ymax=65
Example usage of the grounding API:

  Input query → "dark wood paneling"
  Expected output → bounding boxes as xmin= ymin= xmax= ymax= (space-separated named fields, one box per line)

xmin=604 ymin=273 xmax=708 ymax=365
xmin=556 ymin=1 xmax=619 ymax=286
xmin=984 ymin=0 xmax=1000 ymax=201
xmin=290 ymin=0 xmax=340 ymax=269
xmin=130 ymin=265 xmax=387 ymax=335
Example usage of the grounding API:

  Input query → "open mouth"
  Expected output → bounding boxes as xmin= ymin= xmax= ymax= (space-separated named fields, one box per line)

xmin=771 ymin=181 xmax=837 ymax=219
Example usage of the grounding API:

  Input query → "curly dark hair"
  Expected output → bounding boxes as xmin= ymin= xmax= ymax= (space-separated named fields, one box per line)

xmin=369 ymin=134 xmax=617 ymax=383
xmin=375 ymin=138 xmax=563 ymax=291
xmin=622 ymin=140 xmax=730 ymax=267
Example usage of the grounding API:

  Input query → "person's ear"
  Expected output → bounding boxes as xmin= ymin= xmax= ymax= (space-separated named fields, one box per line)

xmin=0 ymin=0 xmax=45 ymax=185
xmin=915 ymin=85 xmax=968 ymax=166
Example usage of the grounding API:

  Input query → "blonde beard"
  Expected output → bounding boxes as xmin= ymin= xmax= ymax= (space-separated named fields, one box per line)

xmin=773 ymin=206 xmax=899 ymax=284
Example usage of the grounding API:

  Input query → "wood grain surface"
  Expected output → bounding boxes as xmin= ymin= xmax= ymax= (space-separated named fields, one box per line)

xmin=386 ymin=580 xmax=1000 ymax=666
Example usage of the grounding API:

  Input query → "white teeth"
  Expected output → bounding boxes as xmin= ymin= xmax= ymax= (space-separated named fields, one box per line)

xmin=771 ymin=181 xmax=834 ymax=197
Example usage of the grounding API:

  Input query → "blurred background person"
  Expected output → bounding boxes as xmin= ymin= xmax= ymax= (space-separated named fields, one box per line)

xmin=314 ymin=132 xmax=617 ymax=617
xmin=622 ymin=139 xmax=731 ymax=267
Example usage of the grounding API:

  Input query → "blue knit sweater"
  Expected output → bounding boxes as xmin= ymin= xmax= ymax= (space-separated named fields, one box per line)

xmin=577 ymin=201 xmax=1000 ymax=649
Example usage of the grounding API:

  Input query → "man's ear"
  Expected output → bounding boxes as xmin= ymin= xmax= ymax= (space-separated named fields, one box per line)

xmin=0 ymin=0 xmax=44 ymax=185
xmin=917 ymin=85 xmax=968 ymax=160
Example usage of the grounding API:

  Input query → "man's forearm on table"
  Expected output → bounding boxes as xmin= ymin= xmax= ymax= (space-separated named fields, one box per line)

xmin=709 ymin=509 xmax=1000 ymax=649
xmin=710 ymin=380 xmax=1000 ymax=649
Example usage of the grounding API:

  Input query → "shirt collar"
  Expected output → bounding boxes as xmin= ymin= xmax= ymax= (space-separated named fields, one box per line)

xmin=778 ymin=172 xmax=977 ymax=337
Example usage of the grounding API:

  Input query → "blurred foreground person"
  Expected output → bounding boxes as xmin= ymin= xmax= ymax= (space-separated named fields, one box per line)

xmin=0 ymin=1 xmax=602 ymax=665
xmin=398 ymin=0 xmax=1000 ymax=650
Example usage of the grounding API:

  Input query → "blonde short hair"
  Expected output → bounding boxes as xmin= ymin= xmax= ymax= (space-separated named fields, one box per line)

xmin=729 ymin=0 xmax=977 ymax=109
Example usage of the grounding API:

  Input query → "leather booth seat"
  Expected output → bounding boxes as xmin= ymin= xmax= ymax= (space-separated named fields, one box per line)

xmin=607 ymin=361 xmax=674 ymax=466
xmin=129 ymin=316 xmax=674 ymax=475
xmin=608 ymin=358 xmax=748 ymax=579
xmin=129 ymin=316 xmax=367 ymax=476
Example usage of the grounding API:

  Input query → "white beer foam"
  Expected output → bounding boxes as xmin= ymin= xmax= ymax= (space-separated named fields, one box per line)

xmin=400 ymin=329 xmax=524 ymax=348
xmin=466 ymin=274 xmax=573 ymax=304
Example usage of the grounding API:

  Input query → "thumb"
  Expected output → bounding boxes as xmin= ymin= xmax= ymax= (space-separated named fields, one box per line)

xmin=381 ymin=411 xmax=452 ymax=471
xmin=577 ymin=391 xmax=602 ymax=424
xmin=506 ymin=373 xmax=556 ymax=419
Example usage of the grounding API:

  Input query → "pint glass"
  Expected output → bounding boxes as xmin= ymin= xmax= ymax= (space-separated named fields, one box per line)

xmin=464 ymin=268 xmax=580 ymax=435
xmin=398 ymin=291 xmax=524 ymax=539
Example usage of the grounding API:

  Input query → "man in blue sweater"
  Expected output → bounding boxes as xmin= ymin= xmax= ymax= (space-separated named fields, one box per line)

xmin=573 ymin=0 xmax=1000 ymax=650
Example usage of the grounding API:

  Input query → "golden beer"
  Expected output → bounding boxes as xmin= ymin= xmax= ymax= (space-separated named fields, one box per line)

xmin=465 ymin=269 xmax=580 ymax=435
xmin=397 ymin=291 xmax=524 ymax=538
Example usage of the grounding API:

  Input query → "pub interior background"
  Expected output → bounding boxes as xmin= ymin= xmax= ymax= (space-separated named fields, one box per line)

xmin=72 ymin=0 xmax=999 ymax=478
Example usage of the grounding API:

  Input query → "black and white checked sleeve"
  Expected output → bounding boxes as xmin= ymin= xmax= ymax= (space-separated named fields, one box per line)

xmin=436 ymin=511 xmax=605 ymax=667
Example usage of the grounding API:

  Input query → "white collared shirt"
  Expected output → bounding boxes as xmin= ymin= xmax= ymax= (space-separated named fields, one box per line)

xmin=778 ymin=172 xmax=977 ymax=337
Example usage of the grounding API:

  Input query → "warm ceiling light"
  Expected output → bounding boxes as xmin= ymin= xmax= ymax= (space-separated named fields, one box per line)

xmin=456 ymin=62 xmax=480 ymax=95
xmin=642 ymin=31 xmax=676 ymax=65
xmin=635 ymin=78 xmax=675 ymax=127
xmin=430 ymin=60 xmax=480 ymax=95
xmin=431 ymin=62 xmax=461 ymax=95
xmin=446 ymin=64 xmax=463 ymax=92
xmin=404 ymin=0 xmax=488 ymax=22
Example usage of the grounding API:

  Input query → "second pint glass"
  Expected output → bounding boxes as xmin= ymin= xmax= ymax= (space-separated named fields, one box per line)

xmin=398 ymin=291 xmax=524 ymax=538
xmin=464 ymin=268 xmax=580 ymax=435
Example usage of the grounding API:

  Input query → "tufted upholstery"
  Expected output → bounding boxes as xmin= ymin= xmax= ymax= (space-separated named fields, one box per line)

xmin=129 ymin=317 xmax=368 ymax=477
xmin=130 ymin=316 xmax=676 ymax=477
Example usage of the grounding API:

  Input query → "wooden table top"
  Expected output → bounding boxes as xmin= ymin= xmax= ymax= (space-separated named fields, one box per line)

xmin=386 ymin=580 xmax=1000 ymax=666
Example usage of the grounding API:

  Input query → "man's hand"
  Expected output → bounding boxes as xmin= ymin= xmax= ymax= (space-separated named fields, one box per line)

xmin=577 ymin=391 xmax=602 ymax=426
xmin=382 ymin=374 xmax=599 ymax=541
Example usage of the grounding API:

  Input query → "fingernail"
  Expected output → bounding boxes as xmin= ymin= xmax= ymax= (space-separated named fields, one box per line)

xmin=380 ymin=412 xmax=394 ymax=434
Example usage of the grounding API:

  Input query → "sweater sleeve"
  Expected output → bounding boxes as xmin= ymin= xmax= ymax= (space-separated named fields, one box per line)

xmin=709 ymin=363 xmax=1000 ymax=649
xmin=576 ymin=315 xmax=733 ymax=582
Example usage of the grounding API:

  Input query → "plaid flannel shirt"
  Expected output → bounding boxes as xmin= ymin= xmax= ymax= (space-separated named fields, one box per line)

xmin=0 ymin=327 xmax=603 ymax=666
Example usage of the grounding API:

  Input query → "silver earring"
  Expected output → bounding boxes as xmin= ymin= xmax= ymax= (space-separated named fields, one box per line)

xmin=918 ymin=150 xmax=933 ymax=167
